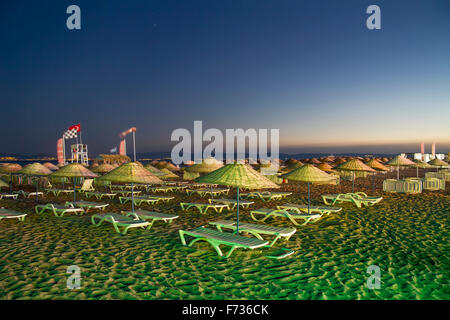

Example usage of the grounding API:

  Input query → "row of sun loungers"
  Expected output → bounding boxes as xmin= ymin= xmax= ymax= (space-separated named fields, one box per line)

xmin=0 ymin=208 xmax=27 ymax=222
xmin=322 ymin=192 xmax=383 ymax=208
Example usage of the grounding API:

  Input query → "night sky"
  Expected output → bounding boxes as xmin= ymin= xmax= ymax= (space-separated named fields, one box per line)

xmin=1 ymin=0 xmax=449 ymax=156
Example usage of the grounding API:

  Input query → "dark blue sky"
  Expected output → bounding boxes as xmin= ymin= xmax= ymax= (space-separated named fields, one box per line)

xmin=1 ymin=0 xmax=449 ymax=156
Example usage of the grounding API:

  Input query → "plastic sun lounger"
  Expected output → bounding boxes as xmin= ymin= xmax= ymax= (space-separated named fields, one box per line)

xmin=13 ymin=190 xmax=44 ymax=198
xmin=119 ymin=196 xmax=159 ymax=206
xmin=45 ymin=189 xmax=75 ymax=196
xmin=0 ymin=208 xmax=27 ymax=222
xmin=322 ymin=192 xmax=383 ymax=208
xmin=91 ymin=212 xmax=151 ymax=235
xmin=240 ymin=191 xmax=292 ymax=201
xmin=112 ymin=190 xmax=142 ymax=197
xmin=180 ymin=202 xmax=229 ymax=214
xmin=208 ymin=198 xmax=254 ymax=210
xmin=146 ymin=195 xmax=174 ymax=203
xmin=147 ymin=186 xmax=177 ymax=193
xmin=0 ymin=193 xmax=19 ymax=200
xmin=179 ymin=226 xmax=269 ymax=258
xmin=186 ymin=188 xmax=230 ymax=197
xmin=277 ymin=203 xmax=342 ymax=215
xmin=84 ymin=191 xmax=117 ymax=200
xmin=250 ymin=208 xmax=322 ymax=226
xmin=209 ymin=220 xmax=296 ymax=247
xmin=121 ymin=209 xmax=179 ymax=229
xmin=35 ymin=203 xmax=85 ymax=217
xmin=65 ymin=201 xmax=109 ymax=213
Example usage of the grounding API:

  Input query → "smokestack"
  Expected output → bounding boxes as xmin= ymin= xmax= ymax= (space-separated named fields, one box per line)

xmin=431 ymin=143 xmax=435 ymax=157
xmin=420 ymin=142 xmax=424 ymax=154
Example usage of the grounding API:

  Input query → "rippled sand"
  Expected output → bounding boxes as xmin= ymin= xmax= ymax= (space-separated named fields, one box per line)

xmin=0 ymin=173 xmax=448 ymax=299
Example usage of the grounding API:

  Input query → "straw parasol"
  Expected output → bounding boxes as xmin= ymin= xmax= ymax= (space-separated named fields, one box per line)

xmin=98 ymin=162 xmax=163 ymax=214
xmin=365 ymin=159 xmax=389 ymax=192
xmin=18 ymin=163 xmax=53 ymax=201
xmin=386 ymin=155 xmax=415 ymax=179
xmin=334 ymin=159 xmax=376 ymax=192
xmin=0 ymin=163 xmax=23 ymax=192
xmin=185 ymin=157 xmax=224 ymax=174
xmin=50 ymin=163 xmax=98 ymax=202
xmin=43 ymin=162 xmax=59 ymax=171
xmin=316 ymin=162 xmax=334 ymax=173
xmin=196 ymin=163 xmax=278 ymax=233
xmin=412 ymin=159 xmax=432 ymax=177
xmin=160 ymin=168 xmax=179 ymax=179
xmin=144 ymin=164 xmax=166 ymax=177
xmin=309 ymin=158 xmax=321 ymax=164
xmin=282 ymin=164 xmax=335 ymax=214
xmin=91 ymin=163 xmax=115 ymax=174
xmin=427 ymin=158 xmax=449 ymax=168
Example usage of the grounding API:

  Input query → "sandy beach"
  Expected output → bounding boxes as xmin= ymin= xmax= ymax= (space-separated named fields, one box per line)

xmin=1 ymin=168 xmax=448 ymax=300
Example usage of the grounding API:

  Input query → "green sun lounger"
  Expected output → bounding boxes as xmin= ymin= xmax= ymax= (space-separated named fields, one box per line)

xmin=240 ymin=191 xmax=292 ymax=201
xmin=91 ymin=212 xmax=151 ymax=234
xmin=147 ymin=186 xmax=176 ymax=193
xmin=186 ymin=188 xmax=230 ymax=197
xmin=65 ymin=201 xmax=109 ymax=213
xmin=179 ymin=226 xmax=269 ymax=258
xmin=35 ymin=203 xmax=85 ymax=217
xmin=121 ymin=209 xmax=179 ymax=229
xmin=0 ymin=208 xmax=27 ymax=222
xmin=0 ymin=193 xmax=19 ymax=200
xmin=322 ymin=192 xmax=383 ymax=208
xmin=209 ymin=220 xmax=296 ymax=247
xmin=45 ymin=189 xmax=75 ymax=196
xmin=13 ymin=190 xmax=44 ymax=198
xmin=277 ymin=203 xmax=342 ymax=215
xmin=250 ymin=208 xmax=322 ymax=226
xmin=208 ymin=198 xmax=254 ymax=210
xmin=180 ymin=202 xmax=229 ymax=214
xmin=112 ymin=190 xmax=142 ymax=197
xmin=119 ymin=196 xmax=159 ymax=206
xmin=84 ymin=191 xmax=117 ymax=200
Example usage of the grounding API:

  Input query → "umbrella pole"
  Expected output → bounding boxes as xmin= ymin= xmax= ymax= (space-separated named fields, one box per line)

xmin=307 ymin=182 xmax=310 ymax=215
xmin=73 ymin=179 xmax=76 ymax=203
xmin=236 ymin=187 xmax=240 ymax=234
xmin=36 ymin=177 xmax=39 ymax=202
xmin=372 ymin=172 xmax=375 ymax=193
xmin=210 ymin=185 xmax=213 ymax=200
xmin=9 ymin=173 xmax=12 ymax=193
xmin=131 ymin=183 xmax=135 ymax=215
xmin=397 ymin=166 xmax=400 ymax=180
xmin=352 ymin=171 xmax=355 ymax=193
xmin=416 ymin=166 xmax=418 ymax=178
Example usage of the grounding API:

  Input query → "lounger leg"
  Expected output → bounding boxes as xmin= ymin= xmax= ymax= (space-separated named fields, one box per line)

xmin=179 ymin=230 xmax=187 ymax=245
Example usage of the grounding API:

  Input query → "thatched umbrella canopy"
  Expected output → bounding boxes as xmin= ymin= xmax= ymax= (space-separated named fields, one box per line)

xmin=18 ymin=163 xmax=52 ymax=201
xmin=160 ymin=168 xmax=179 ymax=179
xmin=185 ymin=158 xmax=224 ymax=174
xmin=144 ymin=164 xmax=166 ymax=176
xmin=154 ymin=161 xmax=168 ymax=169
xmin=427 ymin=158 xmax=449 ymax=168
xmin=309 ymin=158 xmax=321 ymax=164
xmin=282 ymin=164 xmax=335 ymax=214
xmin=334 ymin=159 xmax=375 ymax=192
xmin=89 ymin=162 xmax=99 ymax=169
xmin=316 ymin=162 xmax=334 ymax=172
xmin=98 ymin=162 xmax=163 ymax=214
xmin=412 ymin=159 xmax=432 ymax=177
xmin=19 ymin=163 xmax=52 ymax=176
xmin=427 ymin=158 xmax=449 ymax=172
xmin=333 ymin=158 xmax=346 ymax=165
xmin=0 ymin=163 xmax=23 ymax=192
xmin=91 ymin=163 xmax=115 ymax=174
xmin=51 ymin=163 xmax=98 ymax=202
xmin=284 ymin=158 xmax=298 ymax=166
xmin=0 ymin=163 xmax=22 ymax=173
xmin=43 ymin=162 xmax=59 ymax=171
xmin=386 ymin=155 xmax=415 ymax=179
xmin=196 ymin=163 xmax=278 ymax=233
xmin=365 ymin=159 xmax=389 ymax=172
